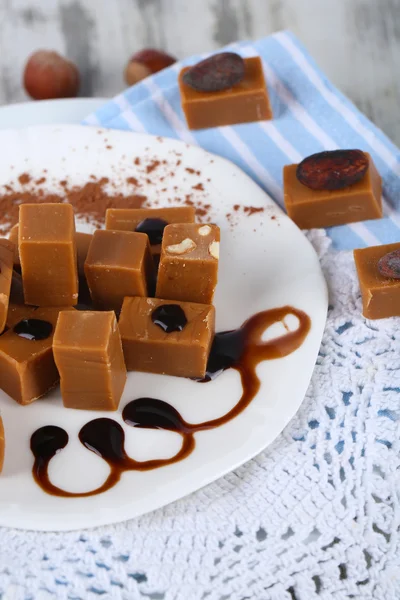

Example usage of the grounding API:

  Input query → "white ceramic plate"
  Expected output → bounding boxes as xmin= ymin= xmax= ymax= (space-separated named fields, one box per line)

xmin=0 ymin=98 xmax=107 ymax=130
xmin=0 ymin=125 xmax=327 ymax=531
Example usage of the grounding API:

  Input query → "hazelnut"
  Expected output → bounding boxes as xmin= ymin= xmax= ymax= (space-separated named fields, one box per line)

xmin=166 ymin=238 xmax=196 ymax=255
xmin=209 ymin=241 xmax=219 ymax=259
xmin=23 ymin=50 xmax=79 ymax=100
xmin=124 ymin=48 xmax=176 ymax=86
xmin=198 ymin=225 xmax=211 ymax=236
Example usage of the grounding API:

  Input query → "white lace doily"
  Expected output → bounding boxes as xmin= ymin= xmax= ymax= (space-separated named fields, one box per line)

xmin=1 ymin=230 xmax=399 ymax=600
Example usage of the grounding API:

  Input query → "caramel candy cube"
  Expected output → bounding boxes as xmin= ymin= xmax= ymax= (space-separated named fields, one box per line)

xmin=85 ymin=230 xmax=155 ymax=312
xmin=76 ymin=232 xmax=93 ymax=305
xmin=0 ymin=239 xmax=15 ymax=333
xmin=8 ymin=224 xmax=20 ymax=268
xmin=354 ymin=242 xmax=400 ymax=319
xmin=105 ymin=206 xmax=196 ymax=258
xmin=119 ymin=297 xmax=215 ymax=378
xmin=156 ymin=223 xmax=220 ymax=304
xmin=53 ymin=311 xmax=127 ymax=411
xmin=0 ymin=415 xmax=4 ymax=473
xmin=10 ymin=226 xmax=91 ymax=276
xmin=76 ymin=232 xmax=92 ymax=277
xmin=179 ymin=57 xmax=272 ymax=130
xmin=19 ymin=204 xmax=78 ymax=306
xmin=283 ymin=154 xmax=382 ymax=229
xmin=0 ymin=305 xmax=74 ymax=405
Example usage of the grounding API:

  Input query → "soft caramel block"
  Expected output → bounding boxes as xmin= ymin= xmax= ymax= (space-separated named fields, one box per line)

xmin=106 ymin=206 xmax=196 ymax=257
xmin=10 ymin=226 xmax=92 ymax=276
xmin=179 ymin=57 xmax=272 ymax=130
xmin=76 ymin=232 xmax=92 ymax=277
xmin=354 ymin=243 xmax=400 ymax=319
xmin=119 ymin=296 xmax=215 ymax=378
xmin=156 ymin=223 xmax=220 ymax=304
xmin=0 ymin=239 xmax=15 ymax=333
xmin=283 ymin=154 xmax=382 ymax=229
xmin=0 ymin=416 xmax=4 ymax=474
xmin=85 ymin=230 xmax=155 ymax=312
xmin=19 ymin=203 xmax=78 ymax=306
xmin=0 ymin=305 xmax=74 ymax=405
xmin=8 ymin=224 xmax=20 ymax=268
xmin=76 ymin=232 xmax=93 ymax=305
xmin=53 ymin=311 xmax=127 ymax=411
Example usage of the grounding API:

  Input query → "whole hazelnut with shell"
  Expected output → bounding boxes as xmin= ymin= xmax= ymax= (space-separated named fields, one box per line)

xmin=23 ymin=50 xmax=80 ymax=100
xmin=124 ymin=48 xmax=176 ymax=86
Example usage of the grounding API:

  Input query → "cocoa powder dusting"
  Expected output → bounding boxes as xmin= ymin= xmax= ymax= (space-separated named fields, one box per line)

xmin=0 ymin=177 xmax=146 ymax=233
xmin=244 ymin=206 xmax=264 ymax=216
xmin=18 ymin=173 xmax=31 ymax=185
xmin=126 ymin=176 xmax=140 ymax=186
xmin=146 ymin=160 xmax=160 ymax=174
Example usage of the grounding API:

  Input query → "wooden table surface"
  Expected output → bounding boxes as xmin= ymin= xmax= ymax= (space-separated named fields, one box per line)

xmin=0 ymin=0 xmax=399 ymax=145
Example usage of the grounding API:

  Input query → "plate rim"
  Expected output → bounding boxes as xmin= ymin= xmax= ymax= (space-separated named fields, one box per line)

xmin=0 ymin=124 xmax=328 ymax=531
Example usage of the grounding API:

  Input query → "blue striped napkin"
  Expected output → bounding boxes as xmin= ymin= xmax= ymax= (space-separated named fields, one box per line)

xmin=83 ymin=30 xmax=400 ymax=251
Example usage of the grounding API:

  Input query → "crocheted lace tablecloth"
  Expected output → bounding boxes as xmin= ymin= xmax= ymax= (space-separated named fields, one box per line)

xmin=1 ymin=229 xmax=399 ymax=600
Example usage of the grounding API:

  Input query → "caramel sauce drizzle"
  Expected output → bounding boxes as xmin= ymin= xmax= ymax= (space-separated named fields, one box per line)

xmin=31 ymin=306 xmax=311 ymax=497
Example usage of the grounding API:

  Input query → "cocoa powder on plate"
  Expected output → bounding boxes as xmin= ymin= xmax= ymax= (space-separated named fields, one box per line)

xmin=0 ymin=177 xmax=146 ymax=233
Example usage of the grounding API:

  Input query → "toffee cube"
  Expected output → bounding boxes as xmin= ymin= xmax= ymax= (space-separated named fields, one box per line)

xmin=156 ymin=223 xmax=220 ymax=304
xmin=8 ymin=224 xmax=20 ymax=268
xmin=0 ymin=305 xmax=74 ymax=405
xmin=119 ymin=296 xmax=215 ymax=378
xmin=19 ymin=203 xmax=78 ymax=306
xmin=0 ymin=416 xmax=4 ymax=473
xmin=354 ymin=242 xmax=400 ymax=319
xmin=0 ymin=239 xmax=15 ymax=333
xmin=105 ymin=206 xmax=196 ymax=258
xmin=53 ymin=311 xmax=127 ymax=411
xmin=179 ymin=57 xmax=272 ymax=130
xmin=84 ymin=229 xmax=155 ymax=312
xmin=283 ymin=153 xmax=382 ymax=229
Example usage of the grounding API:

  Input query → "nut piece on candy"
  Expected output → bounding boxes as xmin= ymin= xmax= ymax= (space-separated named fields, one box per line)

xmin=354 ymin=242 xmax=400 ymax=319
xmin=23 ymin=50 xmax=80 ymax=100
xmin=124 ymin=48 xmax=176 ymax=86
xmin=182 ymin=52 xmax=245 ymax=92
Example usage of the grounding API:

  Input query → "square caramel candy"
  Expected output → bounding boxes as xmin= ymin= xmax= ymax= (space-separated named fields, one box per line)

xmin=19 ymin=203 xmax=78 ymax=306
xmin=75 ymin=232 xmax=93 ymax=305
xmin=179 ymin=57 xmax=272 ymax=130
xmin=53 ymin=311 xmax=127 ymax=411
xmin=10 ymin=225 xmax=91 ymax=276
xmin=119 ymin=296 xmax=215 ymax=378
xmin=156 ymin=223 xmax=220 ymax=304
xmin=283 ymin=153 xmax=382 ymax=229
xmin=0 ymin=239 xmax=15 ymax=333
xmin=0 ymin=305 xmax=74 ymax=405
xmin=84 ymin=229 xmax=155 ymax=312
xmin=105 ymin=206 xmax=196 ymax=258
xmin=354 ymin=243 xmax=400 ymax=319
xmin=8 ymin=224 xmax=20 ymax=269
xmin=0 ymin=415 xmax=4 ymax=473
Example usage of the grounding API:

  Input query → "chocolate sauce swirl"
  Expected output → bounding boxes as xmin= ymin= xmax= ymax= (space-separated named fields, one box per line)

xmin=31 ymin=306 xmax=311 ymax=497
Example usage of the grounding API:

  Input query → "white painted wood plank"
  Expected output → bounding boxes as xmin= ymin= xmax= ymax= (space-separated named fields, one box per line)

xmin=0 ymin=0 xmax=399 ymax=144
